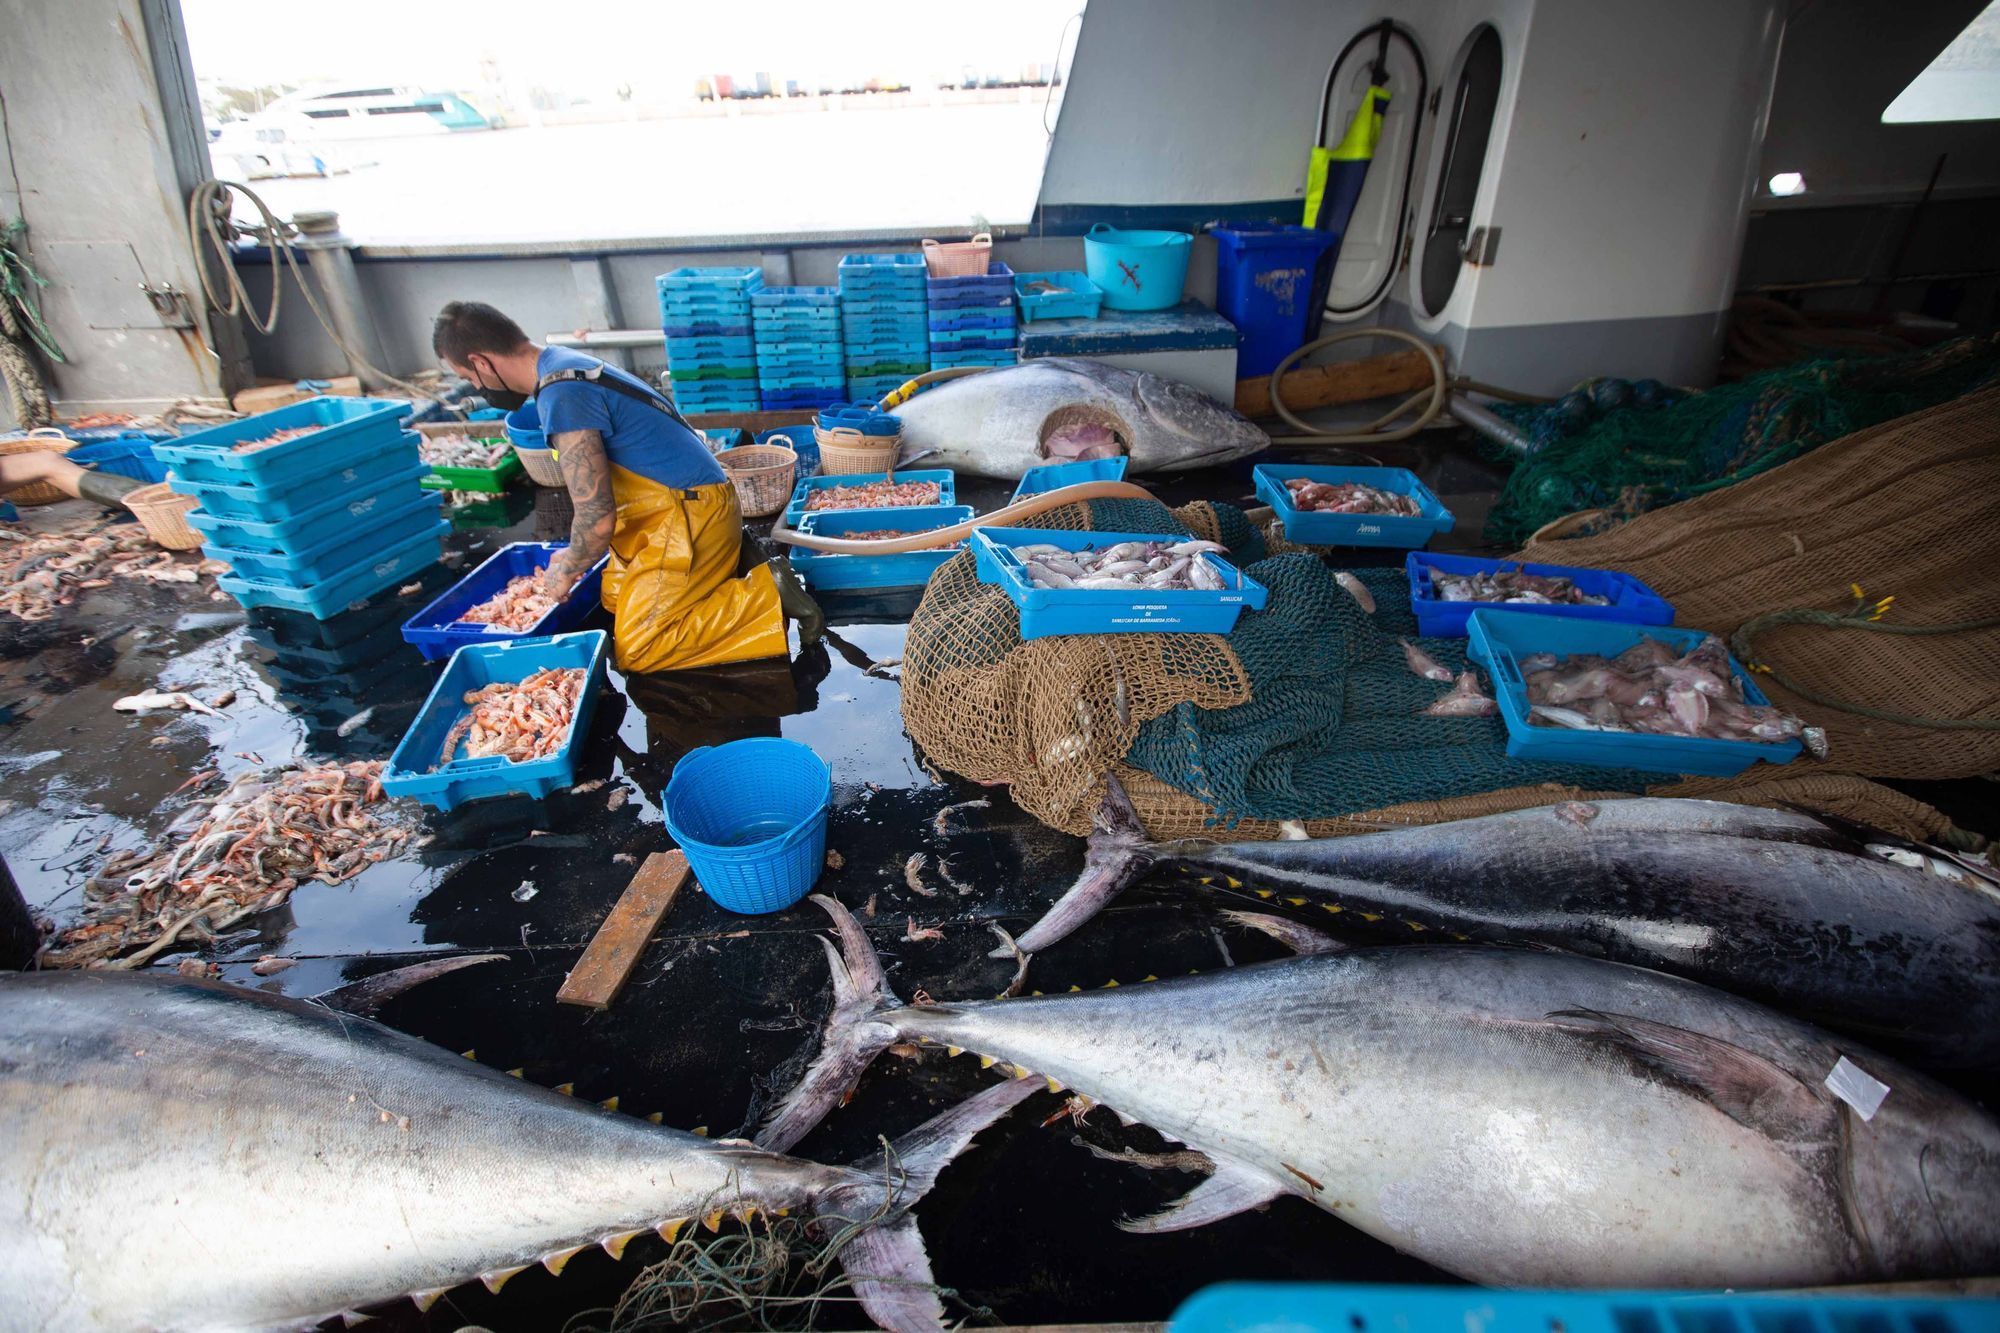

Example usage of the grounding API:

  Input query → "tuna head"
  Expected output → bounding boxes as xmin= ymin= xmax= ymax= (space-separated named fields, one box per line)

xmin=1120 ymin=367 xmax=1267 ymax=474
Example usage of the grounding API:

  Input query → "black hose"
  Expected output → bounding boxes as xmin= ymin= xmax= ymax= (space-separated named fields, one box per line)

xmin=1315 ymin=21 xmax=1429 ymax=320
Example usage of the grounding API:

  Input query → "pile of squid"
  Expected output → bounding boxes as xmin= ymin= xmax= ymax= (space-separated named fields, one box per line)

xmin=802 ymin=479 xmax=942 ymax=512
xmin=437 ymin=666 xmax=585 ymax=767
xmin=48 ymin=761 xmax=407 ymax=968
xmin=1283 ymin=477 xmax=1420 ymax=516
xmin=1005 ymin=538 xmax=1233 ymax=591
xmin=418 ymin=435 xmax=510 ymax=469
xmin=457 ymin=573 xmax=558 ymax=631
xmin=0 ymin=519 xmax=226 ymax=621
xmin=1524 ymin=634 xmax=1822 ymax=751
xmin=1431 ymin=567 xmax=1610 ymax=606
xmin=230 ymin=426 xmax=321 ymax=454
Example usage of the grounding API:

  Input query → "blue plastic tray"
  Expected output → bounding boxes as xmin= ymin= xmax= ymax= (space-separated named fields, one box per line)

xmin=1409 ymin=552 xmax=1675 ymax=638
xmin=1171 ymin=1284 xmax=2000 ymax=1333
xmin=656 ymin=266 xmax=763 ymax=292
xmin=65 ymin=434 xmax=169 ymax=484
xmin=217 ymin=520 xmax=446 ymax=620
xmin=1015 ymin=269 xmax=1105 ymax=321
xmin=786 ymin=467 xmax=956 ymax=525
xmin=927 ymin=262 xmax=1013 ymax=295
xmin=203 ymin=491 xmax=445 ymax=586
xmin=659 ymin=298 xmax=756 ymax=319
xmin=843 ymin=310 xmax=930 ymax=328
xmin=702 ymin=428 xmax=747 ymax=451
xmin=1252 ymin=463 xmax=1456 ymax=548
xmin=1465 ymin=611 xmax=1803 ymax=777
xmin=756 ymin=342 xmax=843 ymax=361
xmin=929 ymin=308 xmax=1016 ymax=331
xmin=760 ymin=392 xmax=845 ymax=410
xmin=1010 ymin=455 xmax=1130 ymax=504
xmin=756 ymin=424 xmax=820 ymax=479
xmin=383 ymin=629 xmax=609 ymax=811
xmin=155 ymin=397 xmax=412 ymax=488
xmin=400 ymin=540 xmax=609 ymax=660
xmin=928 ymin=328 xmax=1018 ymax=348
xmin=972 ymin=527 xmax=1270 ymax=640
xmin=792 ymin=505 xmax=973 ymax=591
xmin=846 ymin=378 xmax=919 ymax=401
xmin=840 ymin=294 xmax=929 ymax=313
xmin=169 ymin=434 xmax=422 ymax=521
xmin=184 ymin=460 xmax=431 ymax=551
xmin=667 ymin=335 xmax=756 ymax=357
xmin=815 ymin=404 xmax=902 ymax=435
xmin=758 ymin=352 xmax=845 ymax=372
xmin=751 ymin=285 xmax=841 ymax=307
xmin=929 ymin=351 xmax=1017 ymax=368
xmin=837 ymin=253 xmax=928 ymax=281
xmin=664 ymin=320 xmax=752 ymax=338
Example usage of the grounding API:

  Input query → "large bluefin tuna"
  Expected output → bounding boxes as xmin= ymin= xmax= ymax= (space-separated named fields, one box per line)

xmin=891 ymin=359 xmax=1267 ymax=479
xmin=0 ymin=970 xmax=1032 ymax=1332
xmin=1008 ymin=780 xmax=2000 ymax=1069
xmin=762 ymin=897 xmax=2000 ymax=1290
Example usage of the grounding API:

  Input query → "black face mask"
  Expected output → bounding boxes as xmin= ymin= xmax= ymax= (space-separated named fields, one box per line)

xmin=470 ymin=361 xmax=530 ymax=413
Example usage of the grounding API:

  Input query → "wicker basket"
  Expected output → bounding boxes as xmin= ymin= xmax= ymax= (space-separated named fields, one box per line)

xmin=1 ymin=428 xmax=76 ymax=506
xmin=716 ymin=444 xmax=797 ymax=518
xmin=922 ymin=233 xmax=993 ymax=278
xmin=512 ymin=444 xmax=566 ymax=488
xmin=814 ymin=424 xmax=901 ymax=477
xmin=123 ymin=482 xmax=203 ymax=550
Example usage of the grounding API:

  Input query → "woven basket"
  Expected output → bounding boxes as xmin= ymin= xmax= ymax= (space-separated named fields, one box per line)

xmin=716 ymin=444 xmax=797 ymax=518
xmin=512 ymin=444 xmax=566 ymax=487
xmin=814 ymin=424 xmax=900 ymax=477
xmin=123 ymin=482 xmax=203 ymax=550
xmin=922 ymin=234 xmax=993 ymax=279
xmin=1 ymin=428 xmax=76 ymax=506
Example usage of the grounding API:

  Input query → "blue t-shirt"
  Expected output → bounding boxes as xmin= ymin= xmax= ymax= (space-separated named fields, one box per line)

xmin=535 ymin=346 xmax=725 ymax=490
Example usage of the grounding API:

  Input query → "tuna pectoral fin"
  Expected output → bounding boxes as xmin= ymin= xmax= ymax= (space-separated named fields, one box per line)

xmin=836 ymin=1218 xmax=947 ymax=1333
xmin=1118 ymin=1157 xmax=1286 ymax=1234
xmin=1220 ymin=910 xmax=1344 ymax=955
xmin=1010 ymin=773 xmax=1158 ymax=954
xmin=315 ymin=953 xmax=506 ymax=1018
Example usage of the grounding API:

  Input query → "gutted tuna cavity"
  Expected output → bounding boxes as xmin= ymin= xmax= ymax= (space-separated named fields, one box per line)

xmin=1039 ymin=405 xmax=1130 ymax=462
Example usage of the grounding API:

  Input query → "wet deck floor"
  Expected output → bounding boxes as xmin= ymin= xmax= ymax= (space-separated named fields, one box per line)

xmin=3 ymin=437 xmax=1991 ymax=1328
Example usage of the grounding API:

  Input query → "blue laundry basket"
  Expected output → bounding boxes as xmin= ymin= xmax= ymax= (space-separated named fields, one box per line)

xmin=665 ymin=738 xmax=831 ymax=914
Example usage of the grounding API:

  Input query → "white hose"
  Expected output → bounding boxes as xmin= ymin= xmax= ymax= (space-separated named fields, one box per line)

xmin=1262 ymin=326 xmax=1450 ymax=446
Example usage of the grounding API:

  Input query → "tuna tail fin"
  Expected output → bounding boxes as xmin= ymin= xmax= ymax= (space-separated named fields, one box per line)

xmin=1007 ymin=773 xmax=1159 ymax=954
xmin=818 ymin=1079 xmax=1038 ymax=1333
xmin=756 ymin=894 xmax=901 ymax=1153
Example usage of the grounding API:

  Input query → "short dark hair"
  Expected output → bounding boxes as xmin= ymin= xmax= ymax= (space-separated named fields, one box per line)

xmin=432 ymin=301 xmax=530 ymax=364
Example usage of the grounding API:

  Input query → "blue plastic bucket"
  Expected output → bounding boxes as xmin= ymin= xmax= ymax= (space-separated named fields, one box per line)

xmin=1083 ymin=224 xmax=1193 ymax=311
xmin=1211 ymin=222 xmax=1345 ymax=377
xmin=665 ymin=738 xmax=831 ymax=914
xmin=504 ymin=399 xmax=545 ymax=450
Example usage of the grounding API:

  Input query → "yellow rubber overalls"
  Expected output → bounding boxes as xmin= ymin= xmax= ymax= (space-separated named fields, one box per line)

xmin=540 ymin=367 xmax=786 ymax=673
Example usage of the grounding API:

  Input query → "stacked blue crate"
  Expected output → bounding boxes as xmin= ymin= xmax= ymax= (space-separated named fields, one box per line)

xmin=658 ymin=267 xmax=764 ymax=413
xmin=155 ymin=397 xmax=446 ymax=620
xmin=838 ymin=253 xmax=930 ymax=404
xmin=752 ymin=286 xmax=846 ymax=411
xmin=927 ymin=261 xmax=1019 ymax=370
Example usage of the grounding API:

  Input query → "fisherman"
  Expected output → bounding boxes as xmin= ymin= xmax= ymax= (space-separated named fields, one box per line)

xmin=431 ymin=302 xmax=820 ymax=672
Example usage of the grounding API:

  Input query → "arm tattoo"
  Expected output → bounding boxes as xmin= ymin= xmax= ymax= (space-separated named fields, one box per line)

xmin=550 ymin=430 xmax=616 ymax=580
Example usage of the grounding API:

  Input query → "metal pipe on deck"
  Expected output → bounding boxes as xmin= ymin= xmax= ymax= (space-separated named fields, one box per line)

xmin=1447 ymin=393 xmax=1533 ymax=456
xmin=289 ymin=210 xmax=393 ymax=393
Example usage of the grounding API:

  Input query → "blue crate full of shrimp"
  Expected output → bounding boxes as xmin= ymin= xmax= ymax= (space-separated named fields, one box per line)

xmin=383 ymin=629 xmax=610 ymax=810
xmin=401 ymin=540 xmax=609 ymax=661
xmin=167 ymin=432 xmax=424 ymax=522
xmin=785 ymin=468 xmax=956 ymax=525
xmin=155 ymin=396 xmax=413 ymax=490
xmin=1252 ymin=463 xmax=1455 ymax=548
xmin=790 ymin=504 xmax=974 ymax=592
xmin=970 ymin=527 xmax=1270 ymax=640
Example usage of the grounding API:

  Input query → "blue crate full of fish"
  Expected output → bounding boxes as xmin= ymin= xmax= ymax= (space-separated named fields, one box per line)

xmin=1252 ymin=463 xmax=1455 ymax=548
xmin=1465 ymin=611 xmax=1805 ymax=778
xmin=791 ymin=504 xmax=974 ymax=592
xmin=1407 ymin=551 xmax=1676 ymax=638
xmin=786 ymin=467 xmax=955 ymax=525
xmin=383 ymin=629 xmax=610 ymax=811
xmin=154 ymin=396 xmax=412 ymax=489
xmin=926 ymin=261 xmax=1014 ymax=304
xmin=185 ymin=459 xmax=433 ymax=554
xmin=216 ymin=518 xmax=448 ymax=620
xmin=970 ymin=527 xmax=1271 ymax=640
xmin=168 ymin=433 xmax=423 ymax=523
xmin=1010 ymin=455 xmax=1130 ymax=505
xmin=1014 ymin=269 xmax=1105 ymax=321
xmin=401 ymin=540 xmax=610 ymax=661
xmin=203 ymin=491 xmax=445 ymax=587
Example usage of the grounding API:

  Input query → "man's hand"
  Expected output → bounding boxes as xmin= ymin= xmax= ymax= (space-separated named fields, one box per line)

xmin=548 ymin=428 xmax=617 ymax=596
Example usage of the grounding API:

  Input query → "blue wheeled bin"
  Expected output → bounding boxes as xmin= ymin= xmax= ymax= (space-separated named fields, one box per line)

xmin=1211 ymin=221 xmax=1347 ymax=377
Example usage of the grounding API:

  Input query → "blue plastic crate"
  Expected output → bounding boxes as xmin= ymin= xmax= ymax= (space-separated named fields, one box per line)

xmin=786 ymin=467 xmax=956 ymax=525
xmin=676 ymin=398 xmax=764 ymax=415
xmin=216 ymin=520 xmax=446 ymax=620
xmin=155 ymin=396 xmax=412 ymax=489
xmin=756 ymin=424 xmax=820 ymax=479
xmin=1015 ymin=269 xmax=1105 ymax=321
xmin=928 ymin=329 xmax=1017 ymax=348
xmin=792 ymin=505 xmax=973 ymax=591
xmin=971 ymin=527 xmax=1270 ymax=640
xmin=928 ymin=351 xmax=1017 ymax=368
xmin=815 ymin=404 xmax=901 ymax=435
xmin=846 ymin=379 xmax=919 ymax=402
xmin=702 ymin=427 xmax=747 ymax=452
xmin=1010 ymin=455 xmax=1130 ymax=504
xmin=928 ymin=308 xmax=1017 ymax=331
xmin=1171 ymin=1284 xmax=2000 ymax=1333
xmin=755 ymin=320 xmax=843 ymax=338
xmin=203 ymin=490 xmax=445 ymax=586
xmin=184 ymin=460 xmax=431 ymax=552
xmin=840 ymin=296 xmax=929 ymax=316
xmin=759 ymin=375 xmax=846 ymax=393
xmin=757 ymin=351 xmax=845 ymax=372
xmin=656 ymin=266 xmax=764 ymax=293
xmin=755 ymin=340 xmax=842 ymax=361
xmin=664 ymin=320 xmax=753 ymax=338
xmin=1252 ymin=463 xmax=1456 ymax=548
xmin=837 ymin=253 xmax=928 ymax=280
xmin=1465 ymin=610 xmax=1803 ymax=777
xmin=1408 ymin=551 xmax=1675 ymax=637
xmin=659 ymin=292 xmax=756 ymax=312
xmin=751 ymin=285 xmax=841 ymax=307
xmin=760 ymin=392 xmax=846 ymax=411
xmin=842 ymin=309 xmax=930 ymax=328
xmin=926 ymin=261 xmax=1013 ymax=296
xmin=64 ymin=433 xmax=170 ymax=484
xmin=383 ymin=629 xmax=610 ymax=811
xmin=669 ymin=357 xmax=760 ymax=377
xmin=169 ymin=434 xmax=422 ymax=522
xmin=401 ymin=540 xmax=609 ymax=661
xmin=666 ymin=335 xmax=756 ymax=357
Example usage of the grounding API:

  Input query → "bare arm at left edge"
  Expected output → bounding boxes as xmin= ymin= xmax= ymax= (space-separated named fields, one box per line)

xmin=544 ymin=428 xmax=616 ymax=597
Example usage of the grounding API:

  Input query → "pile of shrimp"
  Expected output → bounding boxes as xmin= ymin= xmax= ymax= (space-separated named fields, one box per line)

xmin=47 ymin=761 xmax=408 ymax=969
xmin=0 ymin=518 xmax=227 ymax=621
xmin=230 ymin=426 xmax=321 ymax=454
xmin=456 ymin=572 xmax=559 ymax=630
xmin=802 ymin=480 xmax=942 ymax=511
xmin=437 ymin=666 xmax=585 ymax=767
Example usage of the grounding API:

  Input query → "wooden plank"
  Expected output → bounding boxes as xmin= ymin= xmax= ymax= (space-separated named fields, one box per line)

xmin=1234 ymin=346 xmax=1439 ymax=420
xmin=557 ymin=851 xmax=690 ymax=1010
xmin=685 ymin=408 xmax=818 ymax=434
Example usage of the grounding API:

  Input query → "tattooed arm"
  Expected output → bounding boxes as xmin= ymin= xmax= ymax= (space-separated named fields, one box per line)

xmin=544 ymin=429 xmax=616 ymax=597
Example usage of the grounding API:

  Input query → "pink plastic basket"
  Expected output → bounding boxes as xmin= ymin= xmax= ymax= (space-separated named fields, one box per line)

xmin=922 ymin=233 xmax=994 ymax=279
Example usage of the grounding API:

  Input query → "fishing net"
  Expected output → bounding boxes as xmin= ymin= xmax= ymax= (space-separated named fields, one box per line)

xmin=1484 ymin=335 xmax=2000 ymax=547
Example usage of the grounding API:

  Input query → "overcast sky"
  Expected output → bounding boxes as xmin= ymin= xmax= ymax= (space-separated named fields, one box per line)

xmin=180 ymin=0 xmax=1085 ymax=95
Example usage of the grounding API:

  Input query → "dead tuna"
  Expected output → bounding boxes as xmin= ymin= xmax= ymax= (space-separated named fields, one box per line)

xmin=764 ymin=896 xmax=2000 ymax=1289
xmin=0 ymin=970 xmax=1031 ymax=1333
xmin=1010 ymin=778 xmax=2000 ymax=1068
